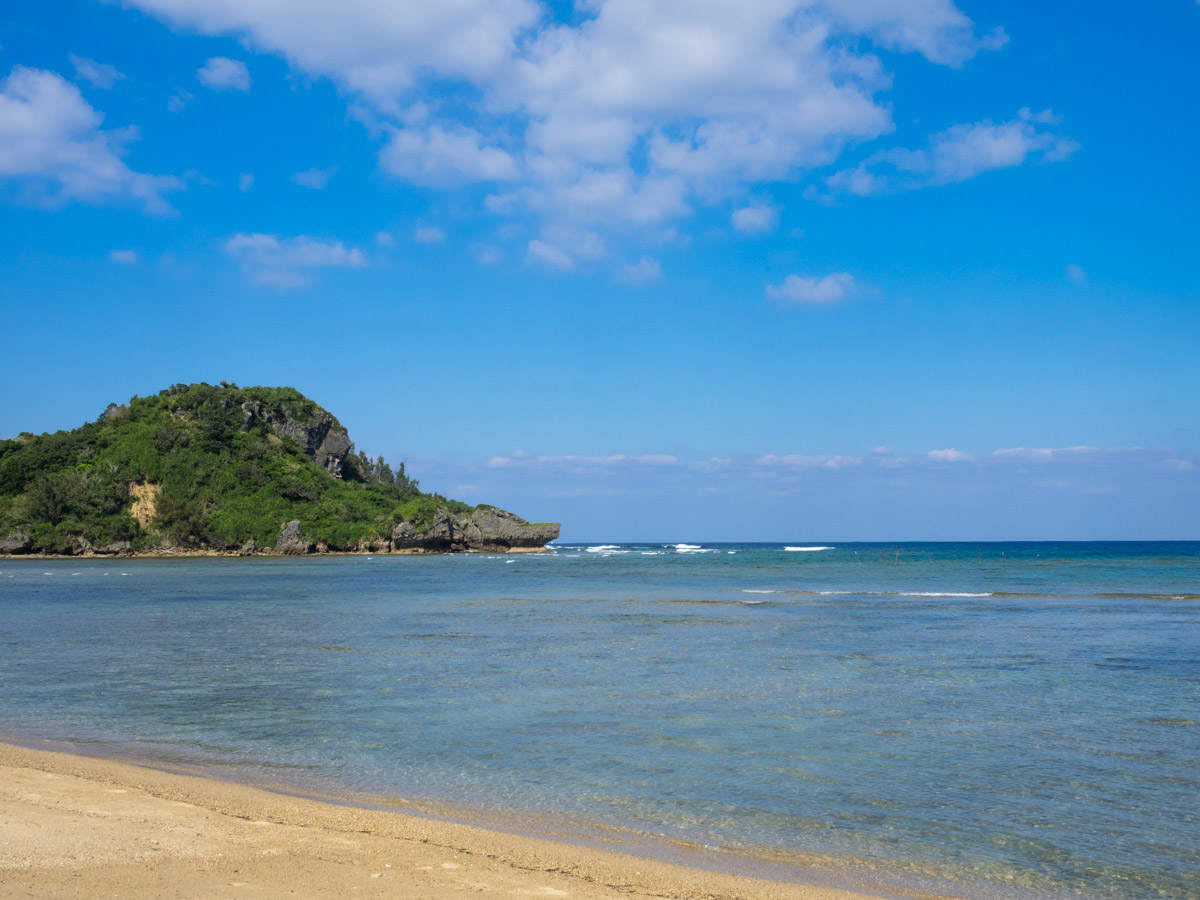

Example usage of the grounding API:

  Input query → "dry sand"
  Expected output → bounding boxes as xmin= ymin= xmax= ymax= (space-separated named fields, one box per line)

xmin=0 ymin=742 xmax=937 ymax=900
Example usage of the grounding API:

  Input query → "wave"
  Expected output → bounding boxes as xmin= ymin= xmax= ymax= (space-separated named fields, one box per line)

xmin=739 ymin=589 xmax=777 ymax=594
xmin=586 ymin=545 xmax=620 ymax=552
xmin=785 ymin=546 xmax=832 ymax=552
xmin=902 ymin=592 xmax=993 ymax=598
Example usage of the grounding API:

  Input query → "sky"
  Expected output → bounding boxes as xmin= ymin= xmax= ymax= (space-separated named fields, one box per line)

xmin=1 ymin=0 xmax=1197 ymax=541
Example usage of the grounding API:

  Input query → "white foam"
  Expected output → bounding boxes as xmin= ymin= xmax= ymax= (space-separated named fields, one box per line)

xmin=785 ymin=546 xmax=832 ymax=552
xmin=674 ymin=543 xmax=702 ymax=550
xmin=641 ymin=551 xmax=664 ymax=556
xmin=587 ymin=545 xmax=620 ymax=552
xmin=740 ymin=589 xmax=777 ymax=594
xmin=902 ymin=592 xmax=992 ymax=597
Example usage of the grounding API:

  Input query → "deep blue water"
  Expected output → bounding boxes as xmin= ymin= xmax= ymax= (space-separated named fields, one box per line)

xmin=1 ymin=542 xmax=1198 ymax=899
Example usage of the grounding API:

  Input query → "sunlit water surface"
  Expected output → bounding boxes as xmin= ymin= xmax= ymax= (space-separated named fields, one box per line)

xmin=2 ymin=542 xmax=1198 ymax=899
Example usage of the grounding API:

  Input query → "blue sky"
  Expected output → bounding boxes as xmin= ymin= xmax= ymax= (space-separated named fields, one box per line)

xmin=1 ymin=0 xmax=1197 ymax=540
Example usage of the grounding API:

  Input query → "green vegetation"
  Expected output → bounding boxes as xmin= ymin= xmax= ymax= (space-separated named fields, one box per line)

xmin=0 ymin=382 xmax=476 ymax=554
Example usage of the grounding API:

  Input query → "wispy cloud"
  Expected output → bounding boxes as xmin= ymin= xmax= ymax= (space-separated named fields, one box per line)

xmin=69 ymin=54 xmax=125 ymax=90
xmin=223 ymin=232 xmax=367 ymax=288
xmin=815 ymin=109 xmax=1078 ymax=200
xmin=616 ymin=256 xmax=662 ymax=285
xmin=767 ymin=273 xmax=857 ymax=306
xmin=108 ymin=249 xmax=139 ymax=264
xmin=928 ymin=448 xmax=972 ymax=462
xmin=291 ymin=166 xmax=336 ymax=189
xmin=414 ymin=226 xmax=445 ymax=244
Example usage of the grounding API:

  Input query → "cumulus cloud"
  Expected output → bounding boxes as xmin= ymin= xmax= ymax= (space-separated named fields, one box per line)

xmin=731 ymin=204 xmax=779 ymax=234
xmin=818 ymin=108 xmax=1079 ymax=199
xmin=380 ymin=123 xmax=519 ymax=185
xmin=122 ymin=0 xmax=1017 ymax=239
xmin=616 ymin=255 xmax=662 ymax=285
xmin=291 ymin=165 xmax=336 ymax=189
xmin=767 ymin=272 xmax=856 ymax=305
xmin=197 ymin=57 xmax=250 ymax=92
xmin=108 ymin=249 xmax=139 ymax=264
xmin=223 ymin=232 xmax=366 ymax=288
xmin=0 ymin=66 xmax=181 ymax=212
xmin=69 ymin=54 xmax=125 ymax=89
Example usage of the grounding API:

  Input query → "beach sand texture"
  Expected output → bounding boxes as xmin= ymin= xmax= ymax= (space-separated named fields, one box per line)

xmin=0 ymin=743 xmax=900 ymax=900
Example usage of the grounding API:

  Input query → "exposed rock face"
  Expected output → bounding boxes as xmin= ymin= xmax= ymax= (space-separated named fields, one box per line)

xmin=391 ymin=506 xmax=559 ymax=552
xmin=0 ymin=531 xmax=32 ymax=554
xmin=276 ymin=520 xmax=313 ymax=555
xmin=241 ymin=401 xmax=353 ymax=478
xmin=129 ymin=484 xmax=160 ymax=529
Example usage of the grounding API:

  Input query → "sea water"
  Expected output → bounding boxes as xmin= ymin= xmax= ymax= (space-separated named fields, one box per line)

xmin=1 ymin=542 xmax=1197 ymax=899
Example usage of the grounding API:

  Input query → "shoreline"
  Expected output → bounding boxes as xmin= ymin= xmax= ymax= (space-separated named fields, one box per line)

xmin=0 ymin=740 xmax=918 ymax=900
xmin=0 ymin=545 xmax=553 ymax=561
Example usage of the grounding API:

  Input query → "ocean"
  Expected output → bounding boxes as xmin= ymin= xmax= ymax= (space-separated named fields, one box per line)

xmin=2 ymin=542 xmax=1197 ymax=899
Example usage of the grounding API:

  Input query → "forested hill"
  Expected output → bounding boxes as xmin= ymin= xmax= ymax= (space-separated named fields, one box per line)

xmin=0 ymin=383 xmax=558 ymax=556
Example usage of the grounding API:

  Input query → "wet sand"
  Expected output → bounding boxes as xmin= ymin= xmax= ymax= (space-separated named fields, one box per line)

xmin=0 ymin=742 xmax=913 ymax=900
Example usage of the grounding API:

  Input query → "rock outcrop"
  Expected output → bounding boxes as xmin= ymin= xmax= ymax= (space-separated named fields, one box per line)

xmin=0 ymin=531 xmax=32 ymax=554
xmin=241 ymin=401 xmax=353 ymax=478
xmin=391 ymin=506 xmax=559 ymax=553
xmin=276 ymin=520 xmax=313 ymax=555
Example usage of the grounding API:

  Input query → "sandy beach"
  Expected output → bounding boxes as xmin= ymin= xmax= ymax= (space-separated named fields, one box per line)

xmin=0 ymin=742 xmax=908 ymax=900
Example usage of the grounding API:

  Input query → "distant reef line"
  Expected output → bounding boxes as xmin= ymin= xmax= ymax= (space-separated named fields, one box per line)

xmin=0 ymin=382 xmax=559 ymax=558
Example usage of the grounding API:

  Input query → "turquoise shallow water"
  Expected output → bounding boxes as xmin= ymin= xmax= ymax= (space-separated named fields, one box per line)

xmin=1 ymin=542 xmax=1198 ymax=898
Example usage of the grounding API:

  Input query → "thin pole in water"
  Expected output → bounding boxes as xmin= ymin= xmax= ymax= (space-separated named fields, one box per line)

xmin=978 ymin=549 xmax=982 ymax=565
xmin=894 ymin=549 xmax=899 ymax=566
xmin=854 ymin=551 xmax=862 ymax=567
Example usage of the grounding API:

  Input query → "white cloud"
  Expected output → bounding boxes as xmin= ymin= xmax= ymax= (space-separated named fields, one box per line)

xmin=993 ymin=446 xmax=1098 ymax=461
xmin=167 ymin=89 xmax=193 ymax=113
xmin=1065 ymin=263 xmax=1086 ymax=284
xmin=380 ymin=123 xmax=519 ymax=185
xmin=123 ymin=0 xmax=1015 ymax=239
xmin=820 ymin=109 xmax=1079 ymax=198
xmin=223 ymin=232 xmax=367 ymax=288
xmin=69 ymin=54 xmax=125 ymax=90
xmin=767 ymin=272 xmax=856 ymax=305
xmin=375 ymin=230 xmax=394 ymax=247
xmin=616 ymin=255 xmax=662 ymax=285
xmin=291 ymin=165 xmax=336 ymax=189
xmin=526 ymin=239 xmax=573 ymax=271
xmin=927 ymin=449 xmax=972 ymax=462
xmin=487 ymin=452 xmax=680 ymax=471
xmin=0 ymin=66 xmax=181 ymax=212
xmin=197 ymin=57 xmax=250 ymax=92
xmin=238 ymin=171 xmax=254 ymax=191
xmin=414 ymin=226 xmax=445 ymax=244
xmin=731 ymin=204 xmax=779 ymax=234
xmin=474 ymin=244 xmax=503 ymax=265
xmin=758 ymin=453 xmax=861 ymax=469
xmin=109 ymin=249 xmax=139 ymax=264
